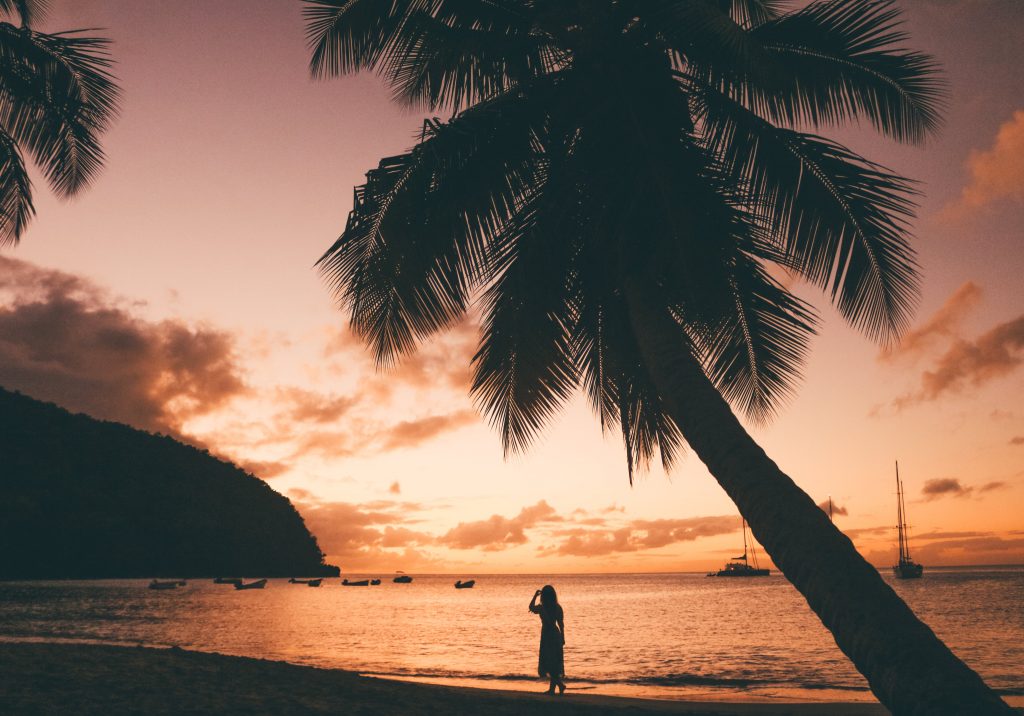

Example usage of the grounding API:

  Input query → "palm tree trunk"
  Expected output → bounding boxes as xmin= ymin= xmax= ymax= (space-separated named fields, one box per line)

xmin=624 ymin=282 xmax=1011 ymax=715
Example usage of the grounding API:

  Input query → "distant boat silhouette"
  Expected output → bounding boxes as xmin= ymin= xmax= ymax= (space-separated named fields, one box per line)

xmin=234 ymin=579 xmax=267 ymax=590
xmin=148 ymin=579 xmax=179 ymax=590
xmin=892 ymin=461 xmax=923 ymax=579
xmin=393 ymin=575 xmax=413 ymax=583
xmin=288 ymin=577 xmax=321 ymax=584
xmin=342 ymin=579 xmax=370 ymax=586
xmin=370 ymin=578 xmax=381 ymax=585
xmin=214 ymin=577 xmax=242 ymax=585
xmin=454 ymin=579 xmax=475 ymax=589
xmin=707 ymin=518 xmax=770 ymax=577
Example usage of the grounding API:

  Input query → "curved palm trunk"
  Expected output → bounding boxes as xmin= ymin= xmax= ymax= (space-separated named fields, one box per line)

xmin=624 ymin=283 xmax=1011 ymax=715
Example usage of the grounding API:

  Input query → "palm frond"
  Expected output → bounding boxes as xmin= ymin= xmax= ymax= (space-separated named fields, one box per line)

xmin=572 ymin=278 xmax=685 ymax=482
xmin=0 ymin=0 xmax=48 ymax=27
xmin=697 ymin=84 xmax=919 ymax=342
xmin=744 ymin=0 xmax=945 ymax=143
xmin=305 ymin=0 xmax=425 ymax=79
xmin=726 ymin=0 xmax=786 ymax=29
xmin=0 ymin=129 xmax=33 ymax=245
xmin=318 ymin=84 xmax=547 ymax=365
xmin=380 ymin=2 xmax=556 ymax=111
xmin=698 ymin=254 xmax=817 ymax=423
xmin=0 ymin=25 xmax=120 ymax=198
xmin=642 ymin=0 xmax=776 ymax=80
xmin=471 ymin=197 xmax=578 ymax=456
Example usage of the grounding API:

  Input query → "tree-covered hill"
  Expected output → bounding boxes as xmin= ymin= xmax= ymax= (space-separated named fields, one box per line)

xmin=0 ymin=387 xmax=337 ymax=578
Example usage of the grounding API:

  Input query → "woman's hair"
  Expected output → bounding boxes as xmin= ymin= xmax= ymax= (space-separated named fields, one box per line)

xmin=540 ymin=584 xmax=558 ymax=607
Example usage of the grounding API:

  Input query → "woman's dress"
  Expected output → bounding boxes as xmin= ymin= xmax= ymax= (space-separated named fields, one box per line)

xmin=532 ymin=603 xmax=564 ymax=678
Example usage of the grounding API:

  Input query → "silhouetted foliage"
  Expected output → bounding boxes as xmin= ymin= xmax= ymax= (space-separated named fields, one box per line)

xmin=0 ymin=387 xmax=337 ymax=578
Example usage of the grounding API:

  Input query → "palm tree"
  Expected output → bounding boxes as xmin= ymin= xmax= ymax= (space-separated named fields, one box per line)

xmin=304 ymin=1 xmax=1009 ymax=712
xmin=0 ymin=0 xmax=120 ymax=246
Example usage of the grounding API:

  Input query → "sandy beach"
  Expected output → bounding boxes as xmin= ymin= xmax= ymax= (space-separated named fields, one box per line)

xmin=0 ymin=642 xmax=895 ymax=716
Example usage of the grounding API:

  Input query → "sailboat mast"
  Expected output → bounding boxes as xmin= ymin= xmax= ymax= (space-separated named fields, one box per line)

xmin=742 ymin=517 xmax=749 ymax=565
xmin=896 ymin=461 xmax=905 ymax=562
xmin=828 ymin=496 xmax=833 ymax=522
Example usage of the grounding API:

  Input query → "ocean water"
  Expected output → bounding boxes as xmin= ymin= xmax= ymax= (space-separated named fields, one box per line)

xmin=1 ymin=568 xmax=1021 ymax=705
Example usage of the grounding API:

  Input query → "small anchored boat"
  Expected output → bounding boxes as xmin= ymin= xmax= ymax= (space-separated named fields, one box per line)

xmin=342 ymin=579 xmax=370 ymax=586
xmin=148 ymin=579 xmax=179 ymax=590
xmin=214 ymin=577 xmax=243 ymax=585
xmin=288 ymin=577 xmax=321 ymax=584
xmin=707 ymin=518 xmax=770 ymax=577
xmin=892 ymin=461 xmax=924 ymax=579
xmin=454 ymin=579 xmax=475 ymax=589
xmin=234 ymin=579 xmax=267 ymax=590
xmin=306 ymin=578 xmax=323 ymax=587
xmin=370 ymin=578 xmax=381 ymax=585
xmin=393 ymin=575 xmax=413 ymax=583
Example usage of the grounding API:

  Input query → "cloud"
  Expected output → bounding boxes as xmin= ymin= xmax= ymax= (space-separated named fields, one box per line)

xmin=978 ymin=481 xmax=1008 ymax=493
xmin=862 ymin=533 xmax=1024 ymax=567
xmin=439 ymin=500 xmax=561 ymax=551
xmin=541 ymin=515 xmax=739 ymax=557
xmin=378 ymin=410 xmax=478 ymax=450
xmin=290 ymin=496 xmax=442 ymax=570
xmin=922 ymin=478 xmax=972 ymax=500
xmin=919 ymin=478 xmax=1007 ymax=501
xmin=817 ymin=499 xmax=848 ymax=516
xmin=0 ymin=257 xmax=246 ymax=437
xmin=895 ymin=315 xmax=1024 ymax=408
xmin=946 ymin=110 xmax=1024 ymax=216
xmin=880 ymin=282 xmax=982 ymax=362
xmin=389 ymin=481 xmax=401 ymax=494
xmin=324 ymin=317 xmax=476 ymax=400
xmin=277 ymin=387 xmax=357 ymax=423
xmin=1011 ymin=436 xmax=1024 ymax=446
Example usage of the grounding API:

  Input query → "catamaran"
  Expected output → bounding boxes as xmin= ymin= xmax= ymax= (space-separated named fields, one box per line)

xmin=707 ymin=518 xmax=770 ymax=577
xmin=892 ymin=461 xmax=923 ymax=579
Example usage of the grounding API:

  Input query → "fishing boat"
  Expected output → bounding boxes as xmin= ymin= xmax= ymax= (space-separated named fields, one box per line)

xmin=393 ymin=575 xmax=413 ymax=583
xmin=214 ymin=577 xmax=242 ymax=585
xmin=342 ymin=579 xmax=370 ymax=586
xmin=288 ymin=577 xmax=321 ymax=584
xmin=454 ymin=579 xmax=475 ymax=589
xmin=892 ymin=462 xmax=924 ymax=579
xmin=369 ymin=579 xmax=381 ymax=585
xmin=306 ymin=578 xmax=322 ymax=587
xmin=234 ymin=579 xmax=267 ymax=590
xmin=707 ymin=518 xmax=770 ymax=577
xmin=148 ymin=579 xmax=179 ymax=590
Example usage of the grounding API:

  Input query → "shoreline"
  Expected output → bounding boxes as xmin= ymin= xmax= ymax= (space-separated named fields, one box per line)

xmin=0 ymin=641 xmax=893 ymax=715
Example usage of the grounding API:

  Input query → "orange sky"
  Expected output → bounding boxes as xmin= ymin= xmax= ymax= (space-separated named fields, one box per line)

xmin=1 ymin=0 xmax=1022 ymax=573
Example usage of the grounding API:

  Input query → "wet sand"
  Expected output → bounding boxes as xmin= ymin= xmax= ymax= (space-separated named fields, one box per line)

xmin=0 ymin=642 xmax=891 ymax=715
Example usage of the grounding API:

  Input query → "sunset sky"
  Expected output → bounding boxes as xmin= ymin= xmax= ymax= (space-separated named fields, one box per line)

xmin=1 ymin=0 xmax=1022 ymax=573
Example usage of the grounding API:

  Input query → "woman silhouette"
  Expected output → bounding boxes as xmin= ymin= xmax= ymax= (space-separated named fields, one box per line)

xmin=528 ymin=584 xmax=565 ymax=694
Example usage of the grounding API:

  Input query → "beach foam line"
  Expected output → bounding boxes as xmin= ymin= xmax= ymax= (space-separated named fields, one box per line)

xmin=358 ymin=668 xmax=873 ymax=693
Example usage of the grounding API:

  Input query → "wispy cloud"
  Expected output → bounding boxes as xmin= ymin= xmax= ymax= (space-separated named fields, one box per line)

xmin=921 ymin=478 xmax=1009 ymax=501
xmin=540 ymin=515 xmax=739 ymax=557
xmin=945 ymin=109 xmax=1024 ymax=217
xmin=439 ymin=500 xmax=562 ymax=551
xmin=1011 ymin=436 xmax=1024 ymax=446
xmin=894 ymin=315 xmax=1024 ymax=408
xmin=922 ymin=478 xmax=972 ymax=499
xmin=879 ymin=282 xmax=982 ymax=363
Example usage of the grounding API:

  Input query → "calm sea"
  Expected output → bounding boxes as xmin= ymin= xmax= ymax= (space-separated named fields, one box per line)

xmin=1 ymin=568 xmax=1021 ymax=705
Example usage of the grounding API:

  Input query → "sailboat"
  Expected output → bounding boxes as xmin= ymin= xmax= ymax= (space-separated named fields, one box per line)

xmin=892 ymin=461 xmax=923 ymax=579
xmin=708 ymin=518 xmax=770 ymax=577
